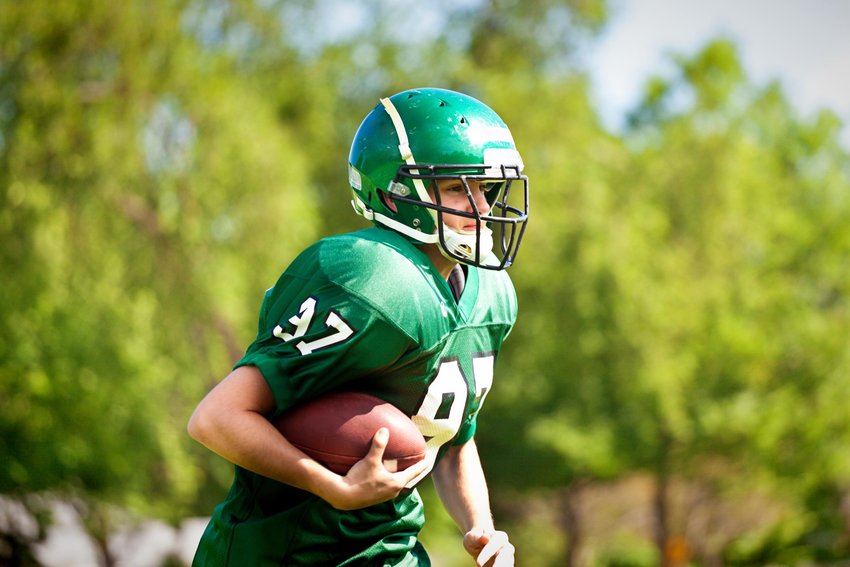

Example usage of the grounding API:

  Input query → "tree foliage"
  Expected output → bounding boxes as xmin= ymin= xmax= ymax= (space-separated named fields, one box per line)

xmin=2 ymin=1 xmax=850 ymax=566
xmin=478 ymin=38 xmax=850 ymax=565
xmin=0 ymin=0 xmax=319 ymax=521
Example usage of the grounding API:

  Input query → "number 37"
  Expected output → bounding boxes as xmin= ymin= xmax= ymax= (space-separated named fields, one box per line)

xmin=272 ymin=297 xmax=354 ymax=355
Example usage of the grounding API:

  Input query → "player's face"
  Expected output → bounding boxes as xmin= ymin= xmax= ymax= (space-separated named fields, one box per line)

xmin=432 ymin=179 xmax=492 ymax=232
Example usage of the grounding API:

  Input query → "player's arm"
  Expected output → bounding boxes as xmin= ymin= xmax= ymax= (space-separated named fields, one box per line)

xmin=431 ymin=439 xmax=515 ymax=567
xmin=187 ymin=365 xmax=425 ymax=510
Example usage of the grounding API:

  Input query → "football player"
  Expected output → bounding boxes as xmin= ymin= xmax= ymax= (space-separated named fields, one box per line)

xmin=188 ymin=87 xmax=529 ymax=566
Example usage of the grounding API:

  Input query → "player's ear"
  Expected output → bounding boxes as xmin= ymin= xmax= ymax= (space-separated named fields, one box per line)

xmin=378 ymin=190 xmax=398 ymax=213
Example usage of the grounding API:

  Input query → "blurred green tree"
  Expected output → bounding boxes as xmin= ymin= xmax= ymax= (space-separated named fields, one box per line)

xmin=620 ymin=39 xmax=850 ymax=566
xmin=0 ymin=0 xmax=318 ymax=562
xmin=477 ymin=38 xmax=850 ymax=566
xmin=4 ymin=1 xmax=850 ymax=566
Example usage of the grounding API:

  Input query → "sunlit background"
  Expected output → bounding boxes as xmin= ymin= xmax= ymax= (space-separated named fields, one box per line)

xmin=2 ymin=1 xmax=849 ymax=566
xmin=587 ymin=0 xmax=850 ymax=147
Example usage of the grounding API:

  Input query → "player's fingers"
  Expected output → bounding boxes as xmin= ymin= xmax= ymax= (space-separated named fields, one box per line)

xmin=463 ymin=527 xmax=488 ymax=554
xmin=366 ymin=427 xmax=389 ymax=460
xmin=398 ymin=456 xmax=429 ymax=483
xmin=476 ymin=530 xmax=512 ymax=566
xmin=490 ymin=544 xmax=515 ymax=567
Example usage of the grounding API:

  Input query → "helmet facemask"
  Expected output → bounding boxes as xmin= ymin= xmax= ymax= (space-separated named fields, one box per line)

xmin=389 ymin=163 xmax=529 ymax=270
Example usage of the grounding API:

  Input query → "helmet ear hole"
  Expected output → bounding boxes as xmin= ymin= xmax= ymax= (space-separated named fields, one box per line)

xmin=378 ymin=190 xmax=398 ymax=213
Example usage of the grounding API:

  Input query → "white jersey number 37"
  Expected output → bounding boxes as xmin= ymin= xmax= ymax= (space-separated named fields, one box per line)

xmin=272 ymin=297 xmax=354 ymax=355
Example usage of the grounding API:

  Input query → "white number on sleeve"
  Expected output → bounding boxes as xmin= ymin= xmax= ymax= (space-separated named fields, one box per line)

xmin=273 ymin=297 xmax=316 ymax=341
xmin=272 ymin=296 xmax=354 ymax=355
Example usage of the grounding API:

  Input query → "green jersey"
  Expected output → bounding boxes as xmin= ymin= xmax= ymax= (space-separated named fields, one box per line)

xmin=193 ymin=227 xmax=517 ymax=566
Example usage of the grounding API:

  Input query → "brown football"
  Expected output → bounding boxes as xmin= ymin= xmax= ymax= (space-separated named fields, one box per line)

xmin=273 ymin=391 xmax=427 ymax=475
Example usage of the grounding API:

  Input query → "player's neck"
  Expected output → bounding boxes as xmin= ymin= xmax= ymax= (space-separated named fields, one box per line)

xmin=418 ymin=244 xmax=457 ymax=281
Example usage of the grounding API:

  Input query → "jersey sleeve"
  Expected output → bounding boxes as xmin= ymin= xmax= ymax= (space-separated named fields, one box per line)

xmin=235 ymin=275 xmax=414 ymax=417
xmin=453 ymin=419 xmax=477 ymax=446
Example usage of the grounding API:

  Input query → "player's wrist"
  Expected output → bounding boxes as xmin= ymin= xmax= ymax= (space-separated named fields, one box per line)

xmin=292 ymin=454 xmax=345 ymax=502
xmin=463 ymin=525 xmax=494 ymax=542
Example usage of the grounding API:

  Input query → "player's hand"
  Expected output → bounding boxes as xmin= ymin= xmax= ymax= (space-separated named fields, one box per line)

xmin=331 ymin=428 xmax=429 ymax=510
xmin=463 ymin=528 xmax=514 ymax=567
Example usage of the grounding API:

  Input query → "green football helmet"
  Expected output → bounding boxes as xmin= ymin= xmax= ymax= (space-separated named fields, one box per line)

xmin=349 ymin=88 xmax=529 ymax=270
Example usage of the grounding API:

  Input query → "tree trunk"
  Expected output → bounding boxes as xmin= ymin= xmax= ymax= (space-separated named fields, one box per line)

xmin=1 ymin=532 xmax=40 ymax=567
xmin=654 ymin=432 xmax=672 ymax=567
xmin=558 ymin=480 xmax=589 ymax=567
xmin=654 ymin=473 xmax=670 ymax=567
xmin=75 ymin=501 xmax=117 ymax=567
xmin=93 ymin=533 xmax=115 ymax=567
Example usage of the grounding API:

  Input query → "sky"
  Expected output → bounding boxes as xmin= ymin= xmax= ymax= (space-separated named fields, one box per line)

xmin=584 ymin=0 xmax=850 ymax=145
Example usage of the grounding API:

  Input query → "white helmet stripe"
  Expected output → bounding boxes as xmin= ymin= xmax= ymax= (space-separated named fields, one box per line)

xmin=379 ymin=97 xmax=413 ymax=164
xmin=379 ymin=97 xmax=432 ymax=203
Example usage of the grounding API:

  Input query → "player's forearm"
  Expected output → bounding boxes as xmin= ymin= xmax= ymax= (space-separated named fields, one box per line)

xmin=188 ymin=398 xmax=337 ymax=494
xmin=187 ymin=366 xmax=341 ymax=497
xmin=432 ymin=440 xmax=495 ymax=533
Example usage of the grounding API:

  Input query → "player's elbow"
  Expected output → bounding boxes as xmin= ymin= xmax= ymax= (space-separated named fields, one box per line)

xmin=187 ymin=405 xmax=215 ymax=445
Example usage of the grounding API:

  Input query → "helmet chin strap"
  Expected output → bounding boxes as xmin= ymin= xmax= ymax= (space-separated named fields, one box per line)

xmin=357 ymin=191 xmax=493 ymax=260
xmin=440 ymin=225 xmax=494 ymax=264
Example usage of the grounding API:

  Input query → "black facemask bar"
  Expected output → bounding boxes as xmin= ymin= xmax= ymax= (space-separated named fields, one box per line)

xmin=389 ymin=164 xmax=529 ymax=270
